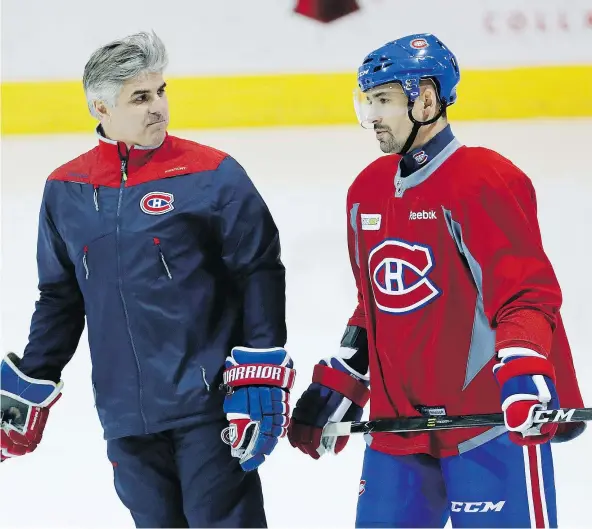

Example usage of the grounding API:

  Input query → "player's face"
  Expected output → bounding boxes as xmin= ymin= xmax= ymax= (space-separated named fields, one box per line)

xmin=361 ymin=84 xmax=413 ymax=154
xmin=101 ymin=72 xmax=169 ymax=147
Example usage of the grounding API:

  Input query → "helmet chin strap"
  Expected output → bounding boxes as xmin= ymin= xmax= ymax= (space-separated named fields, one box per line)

xmin=397 ymin=102 xmax=447 ymax=155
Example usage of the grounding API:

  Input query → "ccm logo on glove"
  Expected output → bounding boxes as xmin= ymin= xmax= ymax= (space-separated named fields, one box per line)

xmin=493 ymin=347 xmax=560 ymax=446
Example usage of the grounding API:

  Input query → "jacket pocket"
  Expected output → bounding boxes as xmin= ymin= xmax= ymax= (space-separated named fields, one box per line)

xmin=153 ymin=237 xmax=173 ymax=280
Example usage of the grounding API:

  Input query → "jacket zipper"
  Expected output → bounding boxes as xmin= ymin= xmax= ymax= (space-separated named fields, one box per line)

xmin=93 ymin=185 xmax=100 ymax=212
xmin=116 ymin=149 xmax=148 ymax=433
xmin=153 ymin=237 xmax=173 ymax=279
xmin=82 ymin=246 xmax=89 ymax=279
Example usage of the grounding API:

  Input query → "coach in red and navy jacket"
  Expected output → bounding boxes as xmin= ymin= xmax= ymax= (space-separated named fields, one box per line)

xmin=0 ymin=32 xmax=294 ymax=528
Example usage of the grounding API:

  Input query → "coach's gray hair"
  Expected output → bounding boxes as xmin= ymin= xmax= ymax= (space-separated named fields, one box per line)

xmin=83 ymin=31 xmax=168 ymax=119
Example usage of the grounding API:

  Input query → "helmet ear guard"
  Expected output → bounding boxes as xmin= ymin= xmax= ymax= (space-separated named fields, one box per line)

xmin=401 ymin=76 xmax=421 ymax=102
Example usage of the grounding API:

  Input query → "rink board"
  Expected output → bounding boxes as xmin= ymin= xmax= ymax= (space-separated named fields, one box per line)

xmin=2 ymin=65 xmax=591 ymax=135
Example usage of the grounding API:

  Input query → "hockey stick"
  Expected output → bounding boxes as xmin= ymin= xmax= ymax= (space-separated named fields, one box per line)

xmin=321 ymin=407 xmax=592 ymax=437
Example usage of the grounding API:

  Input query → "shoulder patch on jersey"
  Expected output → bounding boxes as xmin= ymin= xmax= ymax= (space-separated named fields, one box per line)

xmin=361 ymin=213 xmax=382 ymax=230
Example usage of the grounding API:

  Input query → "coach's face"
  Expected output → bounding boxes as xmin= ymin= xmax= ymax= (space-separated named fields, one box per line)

xmin=97 ymin=72 xmax=170 ymax=148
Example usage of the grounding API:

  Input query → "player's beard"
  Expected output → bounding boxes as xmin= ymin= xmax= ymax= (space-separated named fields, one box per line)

xmin=375 ymin=126 xmax=403 ymax=154
xmin=376 ymin=130 xmax=401 ymax=154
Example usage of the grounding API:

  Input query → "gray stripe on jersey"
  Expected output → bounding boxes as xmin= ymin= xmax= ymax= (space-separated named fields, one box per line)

xmin=394 ymin=138 xmax=463 ymax=198
xmin=350 ymin=202 xmax=360 ymax=267
xmin=458 ymin=425 xmax=507 ymax=454
xmin=442 ymin=207 xmax=496 ymax=390
xmin=365 ymin=425 xmax=507 ymax=455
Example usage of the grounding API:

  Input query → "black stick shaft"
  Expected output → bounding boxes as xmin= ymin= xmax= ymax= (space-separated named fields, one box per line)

xmin=322 ymin=407 xmax=592 ymax=437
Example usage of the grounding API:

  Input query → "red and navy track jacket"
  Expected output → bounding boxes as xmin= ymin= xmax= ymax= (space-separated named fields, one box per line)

xmin=19 ymin=129 xmax=287 ymax=439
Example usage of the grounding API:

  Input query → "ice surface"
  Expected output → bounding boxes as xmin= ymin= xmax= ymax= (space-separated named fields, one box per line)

xmin=2 ymin=120 xmax=591 ymax=527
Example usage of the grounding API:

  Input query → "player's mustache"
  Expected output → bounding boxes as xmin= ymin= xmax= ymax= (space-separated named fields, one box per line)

xmin=148 ymin=114 xmax=165 ymax=125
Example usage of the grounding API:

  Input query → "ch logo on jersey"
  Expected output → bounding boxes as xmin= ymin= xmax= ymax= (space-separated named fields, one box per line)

xmin=140 ymin=192 xmax=175 ymax=215
xmin=368 ymin=239 xmax=441 ymax=314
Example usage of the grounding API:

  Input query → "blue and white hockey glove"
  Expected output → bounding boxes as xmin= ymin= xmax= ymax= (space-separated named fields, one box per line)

xmin=493 ymin=347 xmax=559 ymax=446
xmin=221 ymin=347 xmax=295 ymax=471
xmin=288 ymin=326 xmax=370 ymax=459
xmin=1 ymin=353 xmax=63 ymax=461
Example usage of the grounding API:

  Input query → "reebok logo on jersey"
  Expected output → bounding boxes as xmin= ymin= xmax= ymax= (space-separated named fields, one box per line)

xmin=451 ymin=501 xmax=506 ymax=513
xmin=361 ymin=214 xmax=382 ymax=230
xmin=409 ymin=210 xmax=437 ymax=220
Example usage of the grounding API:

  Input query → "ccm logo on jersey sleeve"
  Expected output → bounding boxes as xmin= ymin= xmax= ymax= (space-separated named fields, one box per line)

xmin=140 ymin=192 xmax=175 ymax=215
xmin=368 ymin=239 xmax=441 ymax=314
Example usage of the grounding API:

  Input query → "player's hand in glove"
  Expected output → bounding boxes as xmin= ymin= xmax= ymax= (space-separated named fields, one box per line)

xmin=221 ymin=346 xmax=295 ymax=471
xmin=1 ymin=353 xmax=63 ymax=461
xmin=493 ymin=347 xmax=559 ymax=446
xmin=288 ymin=326 xmax=370 ymax=459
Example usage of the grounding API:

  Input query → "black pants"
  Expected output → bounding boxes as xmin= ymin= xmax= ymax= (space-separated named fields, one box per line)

xmin=107 ymin=419 xmax=267 ymax=528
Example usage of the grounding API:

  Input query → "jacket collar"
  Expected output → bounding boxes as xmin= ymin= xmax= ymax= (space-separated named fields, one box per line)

xmin=96 ymin=124 xmax=167 ymax=169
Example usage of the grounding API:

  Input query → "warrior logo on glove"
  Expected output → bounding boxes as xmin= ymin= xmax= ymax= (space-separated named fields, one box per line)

xmin=221 ymin=347 xmax=295 ymax=472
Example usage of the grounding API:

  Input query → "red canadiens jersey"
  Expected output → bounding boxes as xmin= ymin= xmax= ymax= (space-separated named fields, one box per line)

xmin=346 ymin=139 xmax=585 ymax=458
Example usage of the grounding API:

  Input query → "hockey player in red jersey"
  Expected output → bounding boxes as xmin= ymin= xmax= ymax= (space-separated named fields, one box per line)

xmin=288 ymin=33 xmax=586 ymax=528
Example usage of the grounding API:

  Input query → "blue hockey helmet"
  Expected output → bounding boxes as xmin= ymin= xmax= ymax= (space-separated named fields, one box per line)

xmin=357 ymin=33 xmax=460 ymax=107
